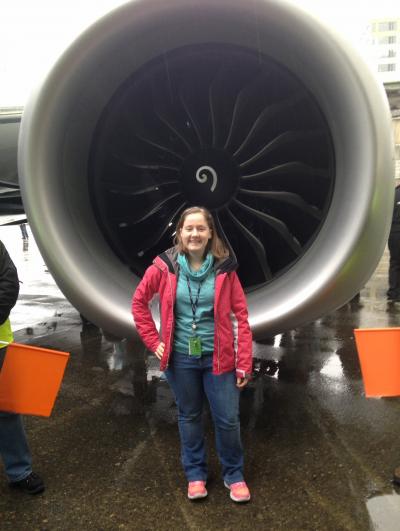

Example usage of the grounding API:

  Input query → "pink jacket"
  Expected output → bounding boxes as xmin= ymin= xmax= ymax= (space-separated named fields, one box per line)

xmin=132 ymin=248 xmax=253 ymax=378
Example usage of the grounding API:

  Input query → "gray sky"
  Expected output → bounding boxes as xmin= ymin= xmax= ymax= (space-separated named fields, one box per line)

xmin=1 ymin=0 xmax=399 ymax=106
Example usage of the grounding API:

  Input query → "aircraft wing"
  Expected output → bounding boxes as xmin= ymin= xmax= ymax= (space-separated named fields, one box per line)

xmin=0 ymin=108 xmax=26 ymax=224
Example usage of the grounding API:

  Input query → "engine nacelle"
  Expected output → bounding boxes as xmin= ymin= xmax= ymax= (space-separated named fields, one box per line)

xmin=18 ymin=0 xmax=394 ymax=339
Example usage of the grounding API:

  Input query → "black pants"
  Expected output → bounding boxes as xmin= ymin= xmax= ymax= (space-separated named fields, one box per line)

xmin=388 ymin=231 xmax=400 ymax=299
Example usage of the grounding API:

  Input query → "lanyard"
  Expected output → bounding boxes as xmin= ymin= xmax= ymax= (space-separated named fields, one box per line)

xmin=186 ymin=275 xmax=206 ymax=331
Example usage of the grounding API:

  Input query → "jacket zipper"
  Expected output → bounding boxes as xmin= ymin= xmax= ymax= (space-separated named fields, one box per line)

xmin=165 ymin=270 xmax=174 ymax=369
xmin=215 ymin=273 xmax=222 ymax=373
xmin=216 ymin=314 xmax=220 ymax=372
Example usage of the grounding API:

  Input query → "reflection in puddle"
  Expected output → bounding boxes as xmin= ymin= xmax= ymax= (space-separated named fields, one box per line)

xmin=107 ymin=339 xmax=127 ymax=371
xmin=253 ymin=358 xmax=279 ymax=379
xmin=146 ymin=356 xmax=165 ymax=381
xmin=320 ymin=353 xmax=343 ymax=379
xmin=366 ymin=490 xmax=400 ymax=531
xmin=273 ymin=333 xmax=282 ymax=347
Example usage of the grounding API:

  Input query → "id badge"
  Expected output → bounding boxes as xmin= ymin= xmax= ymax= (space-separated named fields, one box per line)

xmin=189 ymin=336 xmax=202 ymax=357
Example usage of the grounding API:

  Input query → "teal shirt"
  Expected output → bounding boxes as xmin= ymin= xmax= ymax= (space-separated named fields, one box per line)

xmin=173 ymin=253 xmax=215 ymax=354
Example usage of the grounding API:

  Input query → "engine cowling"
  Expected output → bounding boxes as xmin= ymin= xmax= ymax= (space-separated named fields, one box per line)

xmin=18 ymin=0 xmax=394 ymax=339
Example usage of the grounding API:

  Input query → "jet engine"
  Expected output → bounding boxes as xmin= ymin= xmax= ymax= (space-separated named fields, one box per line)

xmin=18 ymin=0 xmax=394 ymax=339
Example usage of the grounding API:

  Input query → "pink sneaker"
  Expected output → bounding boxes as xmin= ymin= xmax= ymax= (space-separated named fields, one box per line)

xmin=188 ymin=481 xmax=208 ymax=500
xmin=224 ymin=481 xmax=251 ymax=502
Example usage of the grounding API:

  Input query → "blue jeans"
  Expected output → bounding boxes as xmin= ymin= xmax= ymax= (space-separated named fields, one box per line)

xmin=165 ymin=351 xmax=244 ymax=485
xmin=0 ymin=347 xmax=32 ymax=482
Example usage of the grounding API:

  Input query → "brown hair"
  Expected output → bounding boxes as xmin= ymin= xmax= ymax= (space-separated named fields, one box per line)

xmin=173 ymin=206 xmax=229 ymax=259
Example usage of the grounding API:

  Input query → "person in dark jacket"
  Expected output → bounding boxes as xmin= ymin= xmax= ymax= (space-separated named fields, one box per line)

xmin=132 ymin=206 xmax=252 ymax=503
xmin=0 ymin=240 xmax=45 ymax=494
xmin=387 ymin=184 xmax=400 ymax=301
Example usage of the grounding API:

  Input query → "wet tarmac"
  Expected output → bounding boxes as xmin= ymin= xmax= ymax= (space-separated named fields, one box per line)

xmin=1 ymin=227 xmax=400 ymax=530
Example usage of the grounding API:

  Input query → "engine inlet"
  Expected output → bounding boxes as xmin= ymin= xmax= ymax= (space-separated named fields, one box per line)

xmin=89 ymin=44 xmax=335 ymax=289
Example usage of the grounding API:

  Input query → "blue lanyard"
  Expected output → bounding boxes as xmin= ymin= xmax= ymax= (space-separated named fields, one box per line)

xmin=186 ymin=275 xmax=206 ymax=331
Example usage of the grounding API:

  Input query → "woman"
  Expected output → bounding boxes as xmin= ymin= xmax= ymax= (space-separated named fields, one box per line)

xmin=132 ymin=206 xmax=252 ymax=502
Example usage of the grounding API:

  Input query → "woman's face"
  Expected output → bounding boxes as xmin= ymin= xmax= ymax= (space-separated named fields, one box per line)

xmin=180 ymin=212 xmax=212 ymax=258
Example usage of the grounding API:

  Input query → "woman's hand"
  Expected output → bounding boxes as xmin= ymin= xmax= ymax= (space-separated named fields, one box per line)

xmin=154 ymin=342 xmax=165 ymax=360
xmin=236 ymin=377 xmax=249 ymax=389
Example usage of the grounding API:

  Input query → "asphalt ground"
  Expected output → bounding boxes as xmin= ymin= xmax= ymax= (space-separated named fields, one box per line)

xmin=1 ymin=226 xmax=400 ymax=530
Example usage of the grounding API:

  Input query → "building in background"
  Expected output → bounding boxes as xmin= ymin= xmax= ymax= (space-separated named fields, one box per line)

xmin=368 ymin=18 xmax=400 ymax=83
xmin=366 ymin=18 xmax=400 ymax=178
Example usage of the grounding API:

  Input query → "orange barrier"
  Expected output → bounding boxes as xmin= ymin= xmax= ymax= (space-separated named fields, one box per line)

xmin=0 ymin=343 xmax=70 ymax=417
xmin=354 ymin=328 xmax=400 ymax=397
